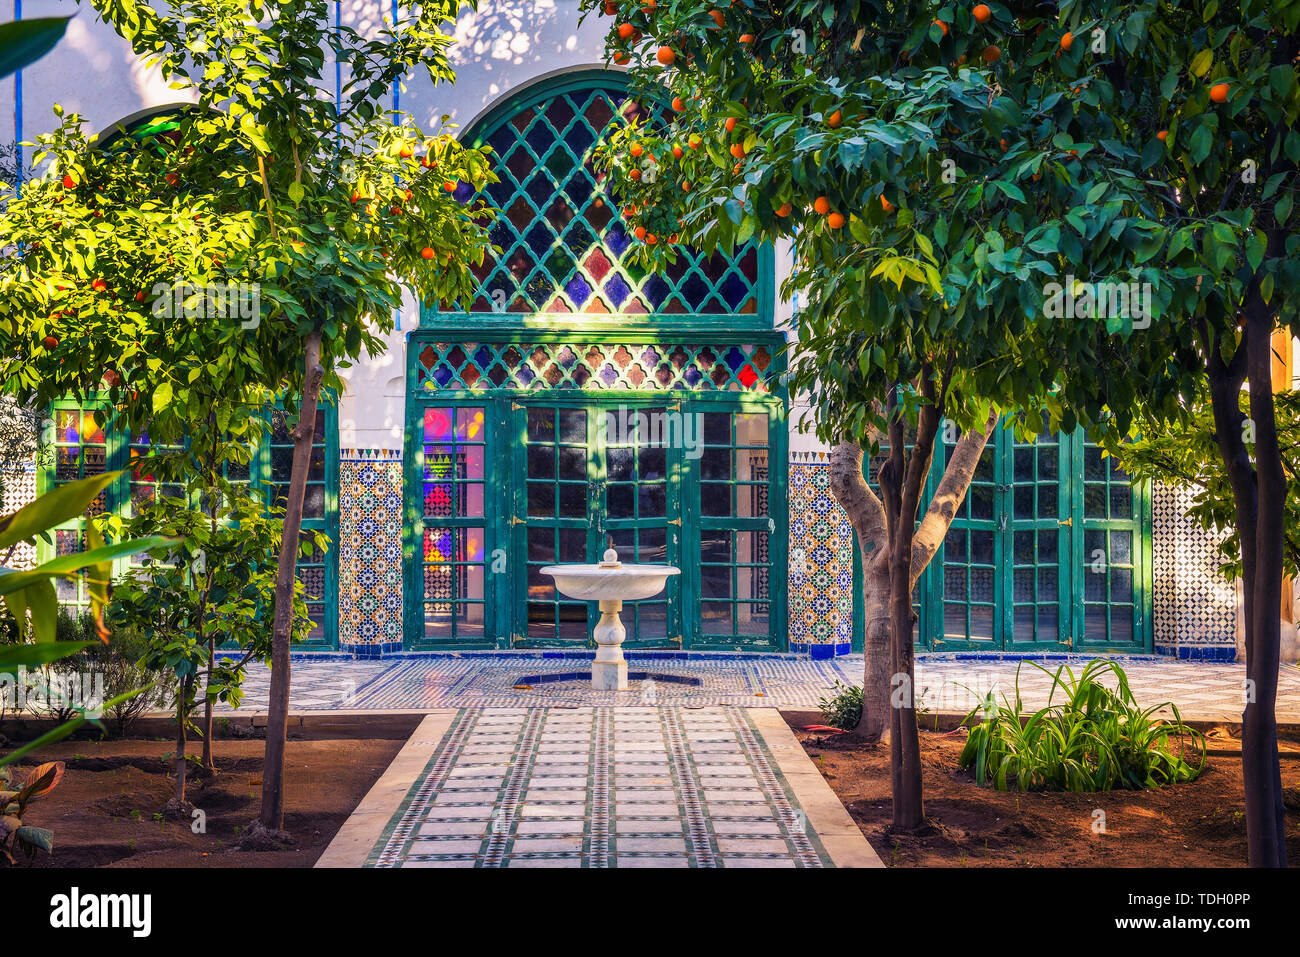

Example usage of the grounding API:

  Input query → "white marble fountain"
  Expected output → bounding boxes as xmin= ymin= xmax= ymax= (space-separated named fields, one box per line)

xmin=541 ymin=547 xmax=681 ymax=690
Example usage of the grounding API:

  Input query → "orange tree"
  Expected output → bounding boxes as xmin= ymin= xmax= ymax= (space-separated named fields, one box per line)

xmin=0 ymin=0 xmax=495 ymax=839
xmin=587 ymin=0 xmax=1298 ymax=855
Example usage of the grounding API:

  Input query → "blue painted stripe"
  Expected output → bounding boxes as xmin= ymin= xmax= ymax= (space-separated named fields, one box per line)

xmin=13 ymin=0 xmax=22 ymax=186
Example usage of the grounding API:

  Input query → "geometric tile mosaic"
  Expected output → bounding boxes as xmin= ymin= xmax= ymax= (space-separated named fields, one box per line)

xmin=1152 ymin=482 xmax=1237 ymax=651
xmin=788 ymin=462 xmax=854 ymax=645
xmin=0 ymin=466 xmax=38 ymax=570
xmin=339 ymin=451 xmax=404 ymax=646
xmin=364 ymin=707 xmax=831 ymax=868
xmin=217 ymin=653 xmax=1300 ymax=721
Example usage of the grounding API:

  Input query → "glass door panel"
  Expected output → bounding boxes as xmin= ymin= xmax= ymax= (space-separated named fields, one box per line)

xmin=940 ymin=440 xmax=998 ymax=646
xmin=1076 ymin=443 xmax=1143 ymax=649
xmin=695 ymin=407 xmax=773 ymax=649
xmin=518 ymin=405 xmax=594 ymax=644
xmin=418 ymin=405 xmax=490 ymax=644
xmin=1006 ymin=432 xmax=1069 ymax=648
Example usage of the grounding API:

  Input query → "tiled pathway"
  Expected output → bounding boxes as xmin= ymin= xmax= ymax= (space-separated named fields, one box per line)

xmin=317 ymin=707 xmax=881 ymax=868
xmin=221 ymin=653 xmax=1300 ymax=722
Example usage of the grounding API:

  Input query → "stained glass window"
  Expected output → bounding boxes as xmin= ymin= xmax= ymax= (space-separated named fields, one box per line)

xmin=414 ymin=340 xmax=775 ymax=392
xmin=441 ymin=78 xmax=762 ymax=318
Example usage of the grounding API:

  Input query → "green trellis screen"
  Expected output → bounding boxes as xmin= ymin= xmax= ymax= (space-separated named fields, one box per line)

xmin=441 ymin=71 xmax=765 ymax=320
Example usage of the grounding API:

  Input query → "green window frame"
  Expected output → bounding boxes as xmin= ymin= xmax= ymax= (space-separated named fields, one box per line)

xmin=39 ymin=398 xmax=339 ymax=648
xmin=403 ymin=332 xmax=790 ymax=653
xmin=913 ymin=425 xmax=1152 ymax=653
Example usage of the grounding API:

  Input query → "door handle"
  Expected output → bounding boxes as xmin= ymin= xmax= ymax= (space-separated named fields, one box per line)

xmin=1058 ymin=518 xmax=1072 ymax=527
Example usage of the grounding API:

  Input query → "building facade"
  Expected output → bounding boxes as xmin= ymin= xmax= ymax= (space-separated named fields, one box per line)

xmin=3 ymin=1 xmax=1242 ymax=659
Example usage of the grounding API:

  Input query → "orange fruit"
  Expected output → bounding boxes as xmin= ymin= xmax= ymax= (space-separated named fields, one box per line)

xmin=933 ymin=19 xmax=948 ymax=36
xmin=730 ymin=142 xmax=746 ymax=158
xmin=672 ymin=95 xmax=686 ymax=112
xmin=617 ymin=22 xmax=634 ymax=39
xmin=443 ymin=181 xmax=456 ymax=192
xmin=827 ymin=212 xmax=845 ymax=229
xmin=672 ymin=144 xmax=684 ymax=158
xmin=604 ymin=1 xmax=617 ymax=13
xmin=972 ymin=4 xmax=991 ymax=23
xmin=400 ymin=145 xmax=413 ymax=158
xmin=647 ymin=233 xmax=657 ymax=245
xmin=657 ymin=46 xmax=676 ymax=66
xmin=813 ymin=196 xmax=830 ymax=214
xmin=733 ymin=164 xmax=742 ymax=174
xmin=634 ymin=225 xmax=647 ymax=240
xmin=1060 ymin=31 xmax=1073 ymax=51
xmin=630 ymin=168 xmax=642 ymax=181
xmin=614 ymin=51 xmax=630 ymax=64
xmin=999 ymin=137 xmax=1008 ymax=151
xmin=828 ymin=110 xmax=842 ymax=128
xmin=725 ymin=117 xmax=738 ymax=132
xmin=881 ymin=195 xmax=894 ymax=212
xmin=631 ymin=142 xmax=644 ymax=157
xmin=420 ymin=247 xmax=435 ymax=259
xmin=1156 ymin=130 xmax=1168 ymax=141
xmin=739 ymin=33 xmax=754 ymax=44
xmin=62 ymin=174 xmax=76 ymax=189
xmin=1210 ymin=82 xmax=1229 ymax=103
xmin=709 ymin=9 xmax=724 ymax=27
xmin=688 ymin=134 xmax=702 ymax=149
xmin=682 ymin=181 xmax=691 ymax=192
xmin=776 ymin=202 xmax=792 ymax=217
xmin=982 ymin=44 xmax=1000 ymax=62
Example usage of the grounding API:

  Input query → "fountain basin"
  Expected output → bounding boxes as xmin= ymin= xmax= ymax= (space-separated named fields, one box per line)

xmin=541 ymin=549 xmax=681 ymax=690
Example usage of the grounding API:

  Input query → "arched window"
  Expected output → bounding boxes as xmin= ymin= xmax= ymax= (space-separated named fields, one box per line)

xmin=429 ymin=68 xmax=770 ymax=323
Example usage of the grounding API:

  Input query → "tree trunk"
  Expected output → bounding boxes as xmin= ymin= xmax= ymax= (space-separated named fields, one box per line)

xmin=1243 ymin=286 xmax=1288 ymax=867
xmin=174 ymin=675 xmax=191 ymax=804
xmin=259 ymin=329 xmax=325 ymax=832
xmin=828 ymin=441 xmax=891 ymax=741
xmin=201 ymin=635 xmax=215 ymax=772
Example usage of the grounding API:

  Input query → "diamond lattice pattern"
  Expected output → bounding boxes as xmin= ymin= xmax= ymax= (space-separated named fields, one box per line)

xmin=449 ymin=85 xmax=760 ymax=316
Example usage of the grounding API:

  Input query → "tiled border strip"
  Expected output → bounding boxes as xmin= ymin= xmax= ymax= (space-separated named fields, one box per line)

xmin=314 ymin=709 xmax=462 ymax=868
xmin=481 ymin=708 xmax=546 ymax=867
xmin=587 ymin=707 xmax=612 ymax=868
xmin=370 ymin=709 xmax=479 ymax=867
xmin=660 ymin=706 xmax=716 ymax=868
xmin=744 ymin=708 xmax=885 ymax=868
xmin=725 ymin=708 xmax=825 ymax=867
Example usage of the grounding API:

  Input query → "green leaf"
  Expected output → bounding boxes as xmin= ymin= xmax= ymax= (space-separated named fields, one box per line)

xmin=0 ymin=473 xmax=123 ymax=551
xmin=0 ymin=16 xmax=71 ymax=79
xmin=14 ymin=825 xmax=53 ymax=853
xmin=1189 ymin=49 xmax=1213 ymax=78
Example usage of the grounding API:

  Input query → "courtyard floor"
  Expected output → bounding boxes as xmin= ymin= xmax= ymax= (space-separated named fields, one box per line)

xmin=222 ymin=652 xmax=1300 ymax=722
xmin=218 ymin=653 xmax=1299 ymax=868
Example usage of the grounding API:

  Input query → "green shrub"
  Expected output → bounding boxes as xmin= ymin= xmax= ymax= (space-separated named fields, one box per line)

xmin=37 ymin=612 xmax=168 ymax=736
xmin=959 ymin=659 xmax=1206 ymax=792
xmin=818 ymin=680 xmax=863 ymax=731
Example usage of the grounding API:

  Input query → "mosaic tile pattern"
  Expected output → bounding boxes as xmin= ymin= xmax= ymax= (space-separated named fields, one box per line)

xmin=217 ymin=653 xmax=1300 ymax=721
xmin=414 ymin=341 xmax=776 ymax=393
xmin=225 ymin=655 xmax=850 ymax=711
xmin=1152 ymin=482 xmax=1237 ymax=652
xmin=0 ymin=466 xmax=37 ymax=570
xmin=339 ymin=451 xmax=404 ymax=646
xmin=366 ymin=707 xmax=830 ymax=868
xmin=788 ymin=461 xmax=854 ymax=645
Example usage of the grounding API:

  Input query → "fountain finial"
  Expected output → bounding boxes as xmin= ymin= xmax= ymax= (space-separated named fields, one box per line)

xmin=601 ymin=546 xmax=620 ymax=567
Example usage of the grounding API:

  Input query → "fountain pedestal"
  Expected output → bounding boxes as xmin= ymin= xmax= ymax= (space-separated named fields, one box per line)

xmin=541 ymin=548 xmax=680 ymax=691
xmin=592 ymin=599 xmax=628 ymax=690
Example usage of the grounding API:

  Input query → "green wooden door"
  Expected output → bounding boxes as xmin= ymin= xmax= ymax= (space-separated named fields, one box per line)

xmin=512 ymin=396 xmax=684 ymax=648
xmin=923 ymin=425 xmax=1150 ymax=653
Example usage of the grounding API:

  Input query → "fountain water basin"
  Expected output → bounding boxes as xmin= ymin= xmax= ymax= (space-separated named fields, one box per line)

xmin=541 ymin=548 xmax=681 ymax=690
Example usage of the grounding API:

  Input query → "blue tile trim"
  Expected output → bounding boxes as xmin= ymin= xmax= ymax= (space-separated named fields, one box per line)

xmin=790 ymin=641 xmax=853 ymax=660
xmin=1155 ymin=644 xmax=1238 ymax=662
xmin=915 ymin=652 xmax=1167 ymax=662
